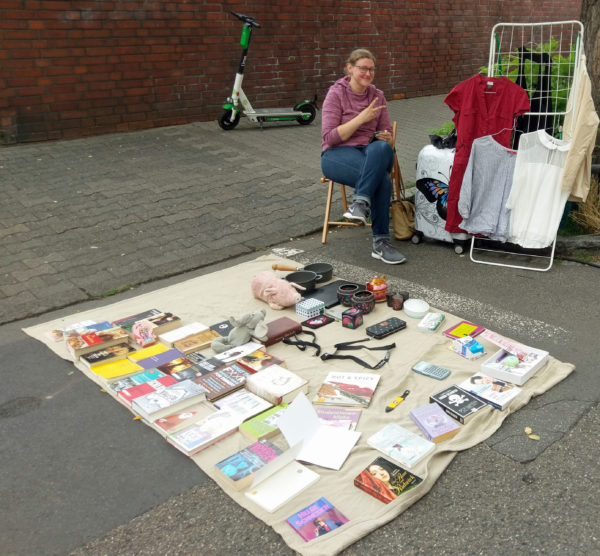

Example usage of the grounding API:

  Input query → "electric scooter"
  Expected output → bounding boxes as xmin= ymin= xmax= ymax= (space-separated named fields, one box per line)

xmin=218 ymin=11 xmax=318 ymax=130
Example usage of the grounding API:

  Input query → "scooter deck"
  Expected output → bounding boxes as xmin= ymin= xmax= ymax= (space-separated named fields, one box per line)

xmin=246 ymin=108 xmax=304 ymax=117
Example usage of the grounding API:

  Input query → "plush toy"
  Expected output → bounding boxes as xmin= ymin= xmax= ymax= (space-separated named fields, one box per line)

xmin=250 ymin=271 xmax=305 ymax=310
xmin=211 ymin=309 xmax=268 ymax=353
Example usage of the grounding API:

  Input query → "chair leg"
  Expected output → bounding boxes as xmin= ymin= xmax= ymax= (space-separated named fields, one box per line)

xmin=322 ymin=178 xmax=335 ymax=244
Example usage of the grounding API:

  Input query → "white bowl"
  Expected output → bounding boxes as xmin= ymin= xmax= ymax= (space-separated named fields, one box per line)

xmin=403 ymin=298 xmax=430 ymax=318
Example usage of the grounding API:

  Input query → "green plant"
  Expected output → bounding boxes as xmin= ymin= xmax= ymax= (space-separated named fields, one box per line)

xmin=427 ymin=122 xmax=455 ymax=136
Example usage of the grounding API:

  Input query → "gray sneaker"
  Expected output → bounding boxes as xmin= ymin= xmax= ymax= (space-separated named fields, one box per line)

xmin=343 ymin=200 xmax=370 ymax=224
xmin=372 ymin=239 xmax=407 ymax=264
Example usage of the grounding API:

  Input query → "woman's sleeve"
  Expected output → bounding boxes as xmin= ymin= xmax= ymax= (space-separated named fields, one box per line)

xmin=321 ymin=88 xmax=343 ymax=150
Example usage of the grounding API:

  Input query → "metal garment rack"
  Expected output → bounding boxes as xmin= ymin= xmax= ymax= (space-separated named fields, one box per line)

xmin=469 ymin=20 xmax=584 ymax=272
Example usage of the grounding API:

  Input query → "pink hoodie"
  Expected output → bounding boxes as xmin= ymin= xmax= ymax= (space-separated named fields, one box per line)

xmin=321 ymin=76 xmax=392 ymax=152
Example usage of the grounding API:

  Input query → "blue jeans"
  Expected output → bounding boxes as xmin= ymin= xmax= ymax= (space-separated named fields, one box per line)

xmin=321 ymin=141 xmax=393 ymax=238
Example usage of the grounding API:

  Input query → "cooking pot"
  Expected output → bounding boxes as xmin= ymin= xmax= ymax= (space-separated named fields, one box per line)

xmin=272 ymin=262 xmax=333 ymax=283
xmin=284 ymin=270 xmax=321 ymax=292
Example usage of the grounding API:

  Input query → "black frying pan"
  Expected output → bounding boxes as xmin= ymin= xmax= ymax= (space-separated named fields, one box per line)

xmin=272 ymin=262 xmax=333 ymax=283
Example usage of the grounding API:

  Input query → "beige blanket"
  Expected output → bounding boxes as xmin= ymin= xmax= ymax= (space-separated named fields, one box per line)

xmin=23 ymin=255 xmax=575 ymax=556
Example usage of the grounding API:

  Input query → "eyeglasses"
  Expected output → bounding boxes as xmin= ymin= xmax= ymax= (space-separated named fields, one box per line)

xmin=354 ymin=65 xmax=376 ymax=74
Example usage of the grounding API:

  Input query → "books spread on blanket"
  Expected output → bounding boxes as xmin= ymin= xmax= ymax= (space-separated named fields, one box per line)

xmin=108 ymin=369 xmax=167 ymax=393
xmin=132 ymin=348 xmax=185 ymax=370
xmin=166 ymin=408 xmax=242 ymax=456
xmin=235 ymin=348 xmax=285 ymax=373
xmin=430 ymin=385 xmax=488 ymax=424
xmin=313 ymin=371 xmax=381 ymax=408
xmin=480 ymin=346 xmax=549 ymax=386
xmin=417 ymin=312 xmax=445 ymax=333
xmin=409 ymin=403 xmax=461 ymax=443
xmin=367 ymin=423 xmax=435 ymax=469
xmin=117 ymin=375 xmax=179 ymax=406
xmin=173 ymin=329 xmax=221 ymax=354
xmin=239 ymin=404 xmax=288 ymax=441
xmin=193 ymin=363 xmax=254 ymax=402
xmin=131 ymin=379 xmax=207 ymax=422
xmin=79 ymin=342 xmax=136 ymax=368
xmin=244 ymin=364 xmax=308 ymax=406
xmin=278 ymin=393 xmax=361 ymax=471
xmin=153 ymin=401 xmax=216 ymax=435
xmin=354 ymin=456 xmax=423 ymax=504
xmin=458 ymin=371 xmax=522 ymax=410
xmin=90 ymin=358 xmax=144 ymax=380
xmin=286 ymin=497 xmax=349 ymax=541
xmin=244 ymin=444 xmax=320 ymax=513
xmin=215 ymin=439 xmax=284 ymax=491
xmin=213 ymin=389 xmax=273 ymax=422
xmin=66 ymin=326 xmax=129 ymax=358
xmin=315 ymin=407 xmax=362 ymax=431
xmin=443 ymin=320 xmax=486 ymax=339
xmin=158 ymin=322 xmax=209 ymax=347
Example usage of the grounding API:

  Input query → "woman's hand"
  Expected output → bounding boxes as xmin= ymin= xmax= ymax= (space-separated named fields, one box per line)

xmin=373 ymin=129 xmax=393 ymax=147
xmin=359 ymin=99 xmax=386 ymax=125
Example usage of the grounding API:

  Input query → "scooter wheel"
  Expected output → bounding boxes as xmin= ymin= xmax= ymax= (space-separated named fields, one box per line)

xmin=218 ymin=109 xmax=240 ymax=130
xmin=296 ymin=103 xmax=316 ymax=125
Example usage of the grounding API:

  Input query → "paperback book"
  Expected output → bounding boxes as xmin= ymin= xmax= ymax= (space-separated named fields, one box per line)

xmin=66 ymin=326 xmax=129 ymax=358
xmin=367 ymin=423 xmax=435 ymax=469
xmin=155 ymin=356 xmax=206 ymax=382
xmin=108 ymin=369 xmax=167 ymax=393
xmin=158 ymin=322 xmax=209 ymax=347
xmin=313 ymin=371 xmax=380 ymax=408
xmin=90 ymin=358 xmax=143 ymax=380
xmin=443 ymin=320 xmax=485 ymax=339
xmin=193 ymin=363 xmax=254 ymax=402
xmin=239 ymin=404 xmax=288 ymax=441
xmin=79 ymin=342 xmax=135 ymax=369
xmin=117 ymin=375 xmax=178 ymax=406
xmin=235 ymin=348 xmax=285 ymax=373
xmin=213 ymin=389 xmax=273 ymax=422
xmin=458 ymin=371 xmax=522 ymax=410
xmin=354 ymin=456 xmax=423 ymax=504
xmin=244 ymin=364 xmax=308 ymax=405
xmin=133 ymin=348 xmax=186 ymax=370
xmin=409 ymin=402 xmax=461 ymax=443
xmin=127 ymin=343 xmax=170 ymax=362
xmin=315 ymin=406 xmax=362 ymax=431
xmin=153 ymin=401 xmax=215 ymax=435
xmin=430 ymin=385 xmax=488 ymax=424
xmin=131 ymin=379 xmax=207 ymax=421
xmin=111 ymin=308 xmax=164 ymax=332
xmin=215 ymin=439 xmax=283 ymax=491
xmin=286 ymin=497 xmax=349 ymax=541
xmin=173 ymin=329 xmax=221 ymax=354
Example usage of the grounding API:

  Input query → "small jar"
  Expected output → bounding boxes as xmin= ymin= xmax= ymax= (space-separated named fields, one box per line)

xmin=386 ymin=291 xmax=396 ymax=307
xmin=392 ymin=294 xmax=404 ymax=310
xmin=337 ymin=283 xmax=359 ymax=307
xmin=366 ymin=275 xmax=388 ymax=303
xmin=351 ymin=289 xmax=375 ymax=314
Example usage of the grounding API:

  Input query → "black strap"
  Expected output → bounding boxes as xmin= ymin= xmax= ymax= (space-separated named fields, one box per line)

xmin=282 ymin=329 xmax=321 ymax=356
xmin=320 ymin=338 xmax=395 ymax=369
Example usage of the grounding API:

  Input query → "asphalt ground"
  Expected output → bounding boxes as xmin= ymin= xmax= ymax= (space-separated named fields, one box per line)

xmin=1 ymin=95 xmax=599 ymax=555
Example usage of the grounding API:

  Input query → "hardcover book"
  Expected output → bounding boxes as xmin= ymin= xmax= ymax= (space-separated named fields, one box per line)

xmin=239 ymin=404 xmax=288 ymax=441
xmin=79 ymin=342 xmax=135 ymax=368
xmin=131 ymin=379 xmax=207 ymax=421
xmin=409 ymin=402 xmax=461 ymax=443
xmin=244 ymin=364 xmax=308 ymax=405
xmin=430 ymin=385 xmax=488 ymax=424
xmin=215 ymin=439 xmax=284 ymax=491
xmin=117 ymin=375 xmax=178 ymax=406
xmin=213 ymin=389 xmax=273 ymax=422
xmin=367 ymin=423 xmax=435 ymax=469
xmin=313 ymin=371 xmax=380 ymax=408
xmin=458 ymin=371 xmax=522 ymax=410
xmin=193 ymin=363 xmax=254 ymax=402
xmin=258 ymin=316 xmax=302 ymax=347
xmin=90 ymin=358 xmax=143 ymax=380
xmin=443 ymin=320 xmax=486 ymax=339
xmin=173 ymin=329 xmax=221 ymax=354
xmin=235 ymin=348 xmax=285 ymax=373
xmin=286 ymin=497 xmax=349 ymax=541
xmin=354 ymin=456 xmax=423 ymax=504
xmin=65 ymin=326 xmax=130 ymax=358
xmin=480 ymin=346 xmax=549 ymax=386
xmin=108 ymin=369 xmax=168 ymax=393
xmin=315 ymin=406 xmax=362 ymax=431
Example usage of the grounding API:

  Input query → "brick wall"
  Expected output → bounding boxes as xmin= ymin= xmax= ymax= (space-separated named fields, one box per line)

xmin=0 ymin=0 xmax=583 ymax=142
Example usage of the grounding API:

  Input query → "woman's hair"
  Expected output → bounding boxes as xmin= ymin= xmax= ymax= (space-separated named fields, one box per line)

xmin=345 ymin=49 xmax=376 ymax=72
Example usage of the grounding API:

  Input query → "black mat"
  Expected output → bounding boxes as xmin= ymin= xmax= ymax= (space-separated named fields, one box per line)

xmin=302 ymin=279 xmax=359 ymax=308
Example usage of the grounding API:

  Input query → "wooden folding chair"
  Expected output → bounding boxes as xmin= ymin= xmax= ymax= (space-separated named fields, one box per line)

xmin=320 ymin=121 xmax=404 ymax=244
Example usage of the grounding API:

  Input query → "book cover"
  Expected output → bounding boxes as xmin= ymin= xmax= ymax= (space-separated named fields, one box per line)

xmin=213 ymin=389 xmax=273 ymax=422
xmin=443 ymin=320 xmax=486 ymax=339
xmin=65 ymin=326 xmax=129 ymax=358
xmin=368 ymin=423 xmax=435 ymax=468
xmin=158 ymin=322 xmax=209 ymax=346
xmin=313 ymin=371 xmax=381 ymax=408
xmin=212 ymin=341 xmax=265 ymax=363
xmin=155 ymin=356 xmax=206 ymax=381
xmin=215 ymin=439 xmax=283 ymax=491
xmin=480 ymin=347 xmax=549 ymax=386
xmin=79 ymin=342 xmax=135 ymax=368
xmin=244 ymin=364 xmax=308 ymax=405
xmin=259 ymin=316 xmax=302 ymax=347
xmin=417 ymin=312 xmax=445 ymax=332
xmin=90 ymin=358 xmax=144 ymax=380
xmin=173 ymin=329 xmax=220 ymax=354
xmin=111 ymin=308 xmax=163 ymax=331
xmin=127 ymin=343 xmax=170 ymax=362
xmin=409 ymin=402 xmax=461 ymax=443
xmin=131 ymin=379 xmax=207 ymax=421
xmin=108 ymin=369 xmax=167 ymax=393
xmin=210 ymin=319 xmax=234 ymax=337
xmin=239 ymin=404 xmax=288 ymax=441
xmin=83 ymin=321 xmax=115 ymax=331
xmin=429 ymin=385 xmax=488 ymax=424
xmin=286 ymin=497 xmax=349 ymax=541
xmin=458 ymin=371 xmax=522 ymax=410
xmin=153 ymin=401 xmax=215 ymax=435
xmin=235 ymin=349 xmax=285 ymax=373
xmin=144 ymin=311 xmax=182 ymax=335
xmin=354 ymin=456 xmax=423 ymax=504
xmin=315 ymin=406 xmax=362 ymax=431
xmin=166 ymin=408 xmax=241 ymax=456
xmin=193 ymin=363 xmax=254 ymax=402
xmin=130 ymin=348 xmax=185 ymax=370
xmin=117 ymin=375 xmax=178 ymax=406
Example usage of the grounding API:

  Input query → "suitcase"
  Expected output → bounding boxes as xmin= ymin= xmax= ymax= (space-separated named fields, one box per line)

xmin=412 ymin=144 xmax=469 ymax=254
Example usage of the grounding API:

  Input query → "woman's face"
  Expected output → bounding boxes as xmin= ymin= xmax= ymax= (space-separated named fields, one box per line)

xmin=369 ymin=464 xmax=390 ymax=483
xmin=347 ymin=57 xmax=375 ymax=91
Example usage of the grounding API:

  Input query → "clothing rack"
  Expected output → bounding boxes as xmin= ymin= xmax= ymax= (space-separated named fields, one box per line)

xmin=469 ymin=20 xmax=584 ymax=272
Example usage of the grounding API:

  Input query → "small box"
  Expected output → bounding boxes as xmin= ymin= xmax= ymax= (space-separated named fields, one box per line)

xmin=295 ymin=298 xmax=325 ymax=319
xmin=342 ymin=308 xmax=363 ymax=329
xmin=452 ymin=335 xmax=485 ymax=360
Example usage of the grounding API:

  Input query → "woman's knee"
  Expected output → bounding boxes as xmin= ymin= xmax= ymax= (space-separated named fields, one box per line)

xmin=366 ymin=140 xmax=394 ymax=167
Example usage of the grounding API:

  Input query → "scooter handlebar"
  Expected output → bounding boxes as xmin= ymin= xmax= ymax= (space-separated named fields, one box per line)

xmin=231 ymin=11 xmax=260 ymax=28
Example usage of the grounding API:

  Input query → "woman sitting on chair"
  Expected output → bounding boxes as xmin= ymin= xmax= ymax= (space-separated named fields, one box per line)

xmin=321 ymin=48 xmax=406 ymax=264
